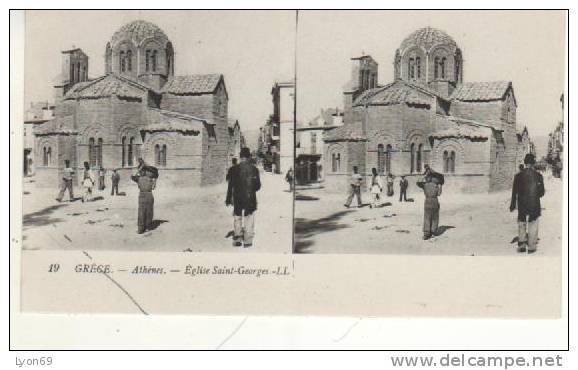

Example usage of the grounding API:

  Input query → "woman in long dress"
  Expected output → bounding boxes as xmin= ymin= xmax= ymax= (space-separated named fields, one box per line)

xmin=82 ymin=161 xmax=95 ymax=202
xmin=369 ymin=167 xmax=383 ymax=209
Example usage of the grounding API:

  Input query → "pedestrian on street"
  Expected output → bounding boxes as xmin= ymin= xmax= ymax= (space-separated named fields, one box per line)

xmin=81 ymin=161 xmax=95 ymax=203
xmin=110 ymin=169 xmax=120 ymax=196
xmin=226 ymin=147 xmax=261 ymax=248
xmin=56 ymin=159 xmax=75 ymax=202
xmin=399 ymin=175 xmax=409 ymax=202
xmin=417 ymin=173 xmax=442 ymax=240
xmin=97 ymin=167 xmax=105 ymax=190
xmin=344 ymin=166 xmax=363 ymax=208
xmin=386 ymin=172 xmax=395 ymax=197
xmin=368 ymin=167 xmax=383 ymax=208
xmin=510 ymin=153 xmax=545 ymax=254
xmin=132 ymin=166 xmax=157 ymax=234
xmin=285 ymin=167 xmax=294 ymax=192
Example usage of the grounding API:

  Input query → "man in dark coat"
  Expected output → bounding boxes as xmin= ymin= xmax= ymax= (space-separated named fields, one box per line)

xmin=110 ymin=169 xmax=120 ymax=196
xmin=399 ymin=175 xmax=409 ymax=202
xmin=510 ymin=153 xmax=545 ymax=253
xmin=226 ymin=147 xmax=261 ymax=247
xmin=131 ymin=166 xmax=157 ymax=234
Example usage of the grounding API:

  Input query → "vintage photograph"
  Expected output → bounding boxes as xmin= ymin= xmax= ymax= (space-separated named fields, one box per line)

xmin=294 ymin=11 xmax=565 ymax=255
xmin=21 ymin=10 xmax=296 ymax=253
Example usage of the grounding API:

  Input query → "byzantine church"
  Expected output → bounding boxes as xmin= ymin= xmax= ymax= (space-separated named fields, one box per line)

xmin=323 ymin=27 xmax=526 ymax=192
xmin=35 ymin=20 xmax=239 ymax=188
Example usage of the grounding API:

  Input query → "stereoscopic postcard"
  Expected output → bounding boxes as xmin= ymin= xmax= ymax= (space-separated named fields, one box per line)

xmin=10 ymin=10 xmax=567 ymax=319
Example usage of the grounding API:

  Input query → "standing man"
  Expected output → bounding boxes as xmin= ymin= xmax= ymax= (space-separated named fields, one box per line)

xmin=98 ymin=167 xmax=106 ymax=191
xmin=386 ymin=172 xmax=395 ymax=197
xmin=417 ymin=174 xmax=442 ymax=240
xmin=344 ymin=166 xmax=363 ymax=208
xmin=131 ymin=166 xmax=157 ymax=234
xmin=56 ymin=160 xmax=75 ymax=202
xmin=285 ymin=167 xmax=294 ymax=192
xmin=110 ymin=169 xmax=120 ymax=196
xmin=226 ymin=147 xmax=261 ymax=248
xmin=510 ymin=153 xmax=545 ymax=254
xmin=399 ymin=175 xmax=409 ymax=202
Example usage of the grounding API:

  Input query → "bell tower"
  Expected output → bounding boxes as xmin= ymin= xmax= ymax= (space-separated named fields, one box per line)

xmin=54 ymin=48 xmax=89 ymax=101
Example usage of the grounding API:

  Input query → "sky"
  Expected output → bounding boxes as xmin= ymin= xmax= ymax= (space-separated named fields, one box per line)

xmin=296 ymin=10 xmax=566 ymax=152
xmin=24 ymin=10 xmax=296 ymax=133
xmin=24 ymin=11 xmax=566 ymax=155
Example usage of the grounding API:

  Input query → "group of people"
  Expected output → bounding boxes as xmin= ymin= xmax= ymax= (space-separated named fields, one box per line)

xmin=55 ymin=158 xmax=157 ymax=234
xmin=342 ymin=153 xmax=545 ymax=252
xmin=344 ymin=168 xmax=410 ymax=209
xmin=56 ymin=162 xmax=122 ymax=203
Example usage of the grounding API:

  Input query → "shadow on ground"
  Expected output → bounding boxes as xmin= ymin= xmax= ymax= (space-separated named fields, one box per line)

xmin=23 ymin=204 xmax=67 ymax=228
xmin=294 ymin=210 xmax=354 ymax=253
xmin=436 ymin=225 xmax=455 ymax=236
xmin=296 ymin=194 xmax=320 ymax=201
xmin=148 ymin=219 xmax=168 ymax=231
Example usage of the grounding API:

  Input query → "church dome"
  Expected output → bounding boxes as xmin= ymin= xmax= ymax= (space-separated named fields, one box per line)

xmin=399 ymin=27 xmax=457 ymax=54
xmin=110 ymin=20 xmax=169 ymax=48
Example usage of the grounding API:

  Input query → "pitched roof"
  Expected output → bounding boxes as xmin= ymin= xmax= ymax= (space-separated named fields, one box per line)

xmin=161 ymin=74 xmax=223 ymax=95
xmin=64 ymin=74 xmax=154 ymax=100
xmin=353 ymin=80 xmax=434 ymax=107
xmin=450 ymin=81 xmax=513 ymax=102
xmin=34 ymin=116 xmax=76 ymax=135
xmin=323 ymin=122 xmax=366 ymax=142
xmin=142 ymin=108 xmax=207 ymax=134
xmin=431 ymin=115 xmax=492 ymax=140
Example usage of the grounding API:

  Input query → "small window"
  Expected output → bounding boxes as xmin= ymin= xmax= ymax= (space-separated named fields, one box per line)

xmin=120 ymin=51 xmax=126 ymax=72
xmin=441 ymin=57 xmax=446 ymax=79
xmin=443 ymin=151 xmax=449 ymax=173
xmin=128 ymin=137 xmax=135 ymax=167
xmin=154 ymin=144 xmax=161 ymax=166
xmin=410 ymin=143 xmax=415 ymax=173
xmin=416 ymin=57 xmax=421 ymax=79
xmin=151 ymin=50 xmax=158 ymax=72
xmin=377 ymin=144 xmax=385 ymax=175
xmin=47 ymin=147 xmax=52 ymax=166
xmin=97 ymin=138 xmax=103 ymax=167
xmin=434 ymin=57 xmax=440 ymax=79
xmin=88 ymin=137 xmax=96 ymax=167
xmin=417 ymin=144 xmax=423 ymax=173
xmin=121 ymin=136 xmax=126 ymax=167
xmin=127 ymin=50 xmax=132 ymax=71
xmin=145 ymin=50 xmax=150 ymax=72
xmin=408 ymin=58 xmax=415 ymax=79
xmin=385 ymin=144 xmax=392 ymax=174
xmin=450 ymin=151 xmax=456 ymax=173
xmin=161 ymin=144 xmax=167 ymax=167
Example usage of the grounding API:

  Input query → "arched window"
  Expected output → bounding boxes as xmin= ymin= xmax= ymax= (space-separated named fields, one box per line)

xmin=450 ymin=151 xmax=456 ymax=173
xmin=434 ymin=57 xmax=439 ymax=79
xmin=47 ymin=147 xmax=52 ymax=166
xmin=416 ymin=57 xmax=421 ymax=79
xmin=76 ymin=63 xmax=80 ymax=82
xmin=120 ymin=51 xmax=126 ymax=72
xmin=332 ymin=153 xmax=341 ymax=172
xmin=43 ymin=147 xmax=48 ymax=166
xmin=443 ymin=150 xmax=449 ymax=173
xmin=145 ymin=50 xmax=150 ymax=72
xmin=410 ymin=143 xmax=415 ymax=173
xmin=441 ymin=57 xmax=446 ymax=79
xmin=121 ymin=136 xmax=126 ymax=167
xmin=128 ymin=137 xmax=134 ymax=167
xmin=417 ymin=144 xmax=423 ymax=173
xmin=386 ymin=144 xmax=392 ymax=174
xmin=88 ymin=137 xmax=96 ymax=167
xmin=154 ymin=144 xmax=161 ymax=166
xmin=408 ymin=58 xmax=415 ymax=79
xmin=161 ymin=144 xmax=167 ymax=167
xmin=97 ymin=138 xmax=103 ymax=167
xmin=455 ymin=59 xmax=460 ymax=82
xmin=151 ymin=50 xmax=158 ymax=72
xmin=311 ymin=133 xmax=317 ymax=154
xmin=377 ymin=144 xmax=385 ymax=175
xmin=127 ymin=50 xmax=132 ymax=71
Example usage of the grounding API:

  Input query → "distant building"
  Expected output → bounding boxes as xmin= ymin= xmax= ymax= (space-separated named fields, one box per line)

xmin=227 ymin=119 xmax=243 ymax=163
xmin=258 ymin=81 xmax=295 ymax=173
xmin=24 ymin=102 xmax=55 ymax=176
xmin=295 ymin=108 xmax=343 ymax=184
xmin=322 ymin=27 xmax=520 ymax=193
xmin=516 ymin=126 xmax=536 ymax=164
xmin=547 ymin=93 xmax=564 ymax=177
xmin=34 ymin=20 xmax=238 ymax=188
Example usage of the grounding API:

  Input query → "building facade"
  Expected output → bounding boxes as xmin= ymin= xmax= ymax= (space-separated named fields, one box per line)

xmin=34 ymin=20 xmax=238 ymax=188
xmin=24 ymin=102 xmax=55 ymax=176
xmin=258 ymin=81 xmax=295 ymax=173
xmin=323 ymin=27 xmax=523 ymax=193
